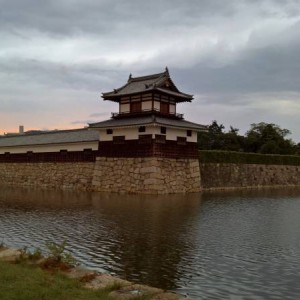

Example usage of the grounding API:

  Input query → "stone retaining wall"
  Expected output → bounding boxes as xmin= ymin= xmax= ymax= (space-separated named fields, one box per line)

xmin=0 ymin=162 xmax=94 ymax=190
xmin=200 ymin=163 xmax=300 ymax=190
xmin=92 ymin=157 xmax=201 ymax=193
xmin=0 ymin=160 xmax=299 ymax=193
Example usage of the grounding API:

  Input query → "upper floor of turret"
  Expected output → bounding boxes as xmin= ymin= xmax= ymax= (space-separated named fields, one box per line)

xmin=102 ymin=68 xmax=193 ymax=119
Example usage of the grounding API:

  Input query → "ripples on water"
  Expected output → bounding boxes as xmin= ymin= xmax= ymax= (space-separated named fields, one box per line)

xmin=1 ymin=186 xmax=300 ymax=299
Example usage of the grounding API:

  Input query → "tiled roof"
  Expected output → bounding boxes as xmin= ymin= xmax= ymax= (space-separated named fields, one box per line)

xmin=102 ymin=68 xmax=193 ymax=102
xmin=0 ymin=128 xmax=99 ymax=148
xmin=89 ymin=115 xmax=207 ymax=131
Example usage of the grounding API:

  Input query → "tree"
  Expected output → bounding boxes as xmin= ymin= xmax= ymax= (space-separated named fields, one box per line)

xmin=222 ymin=127 xmax=245 ymax=151
xmin=198 ymin=121 xmax=244 ymax=151
xmin=198 ymin=121 xmax=298 ymax=155
xmin=294 ymin=143 xmax=300 ymax=155
xmin=245 ymin=122 xmax=294 ymax=154
xmin=198 ymin=120 xmax=225 ymax=150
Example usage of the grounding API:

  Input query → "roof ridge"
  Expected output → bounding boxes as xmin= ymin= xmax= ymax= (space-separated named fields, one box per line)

xmin=129 ymin=70 xmax=167 ymax=82
xmin=0 ymin=128 xmax=89 ymax=139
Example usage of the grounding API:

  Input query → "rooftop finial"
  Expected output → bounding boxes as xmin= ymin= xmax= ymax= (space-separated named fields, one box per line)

xmin=128 ymin=73 xmax=132 ymax=82
xmin=165 ymin=66 xmax=169 ymax=75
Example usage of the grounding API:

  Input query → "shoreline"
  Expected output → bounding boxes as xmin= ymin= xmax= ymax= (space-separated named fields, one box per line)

xmin=0 ymin=246 xmax=188 ymax=300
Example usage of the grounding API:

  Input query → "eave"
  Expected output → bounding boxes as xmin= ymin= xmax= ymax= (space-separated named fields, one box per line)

xmin=102 ymin=88 xmax=193 ymax=103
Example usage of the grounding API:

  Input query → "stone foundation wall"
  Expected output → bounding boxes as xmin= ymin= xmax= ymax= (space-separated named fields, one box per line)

xmin=200 ymin=163 xmax=300 ymax=190
xmin=0 ymin=160 xmax=299 ymax=193
xmin=0 ymin=162 xmax=95 ymax=190
xmin=92 ymin=157 xmax=201 ymax=193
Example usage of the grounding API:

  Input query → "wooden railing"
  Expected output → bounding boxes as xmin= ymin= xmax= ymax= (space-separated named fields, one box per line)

xmin=111 ymin=109 xmax=183 ymax=119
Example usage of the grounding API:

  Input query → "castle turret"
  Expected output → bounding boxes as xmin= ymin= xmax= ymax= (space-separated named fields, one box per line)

xmin=88 ymin=69 xmax=206 ymax=193
xmin=89 ymin=68 xmax=206 ymax=159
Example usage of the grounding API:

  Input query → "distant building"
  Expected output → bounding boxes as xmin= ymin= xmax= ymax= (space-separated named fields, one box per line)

xmin=0 ymin=128 xmax=99 ymax=162
xmin=4 ymin=125 xmax=25 ymax=136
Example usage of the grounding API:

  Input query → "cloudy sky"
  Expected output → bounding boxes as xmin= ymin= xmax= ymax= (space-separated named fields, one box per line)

xmin=1 ymin=0 xmax=299 ymax=142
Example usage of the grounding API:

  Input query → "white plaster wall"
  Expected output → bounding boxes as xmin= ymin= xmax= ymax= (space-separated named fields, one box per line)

xmin=154 ymin=101 xmax=160 ymax=111
xmin=120 ymin=103 xmax=130 ymax=113
xmin=99 ymin=126 xmax=197 ymax=142
xmin=167 ymin=128 xmax=197 ymax=142
xmin=142 ymin=101 xmax=152 ymax=111
xmin=189 ymin=131 xmax=197 ymax=143
xmin=169 ymin=104 xmax=176 ymax=114
xmin=0 ymin=141 xmax=99 ymax=154
xmin=99 ymin=127 xmax=155 ymax=141
xmin=151 ymin=126 xmax=197 ymax=142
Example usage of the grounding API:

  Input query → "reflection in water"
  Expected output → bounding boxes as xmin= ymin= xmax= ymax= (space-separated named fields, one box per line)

xmin=1 ymin=185 xmax=300 ymax=299
xmin=90 ymin=193 xmax=202 ymax=288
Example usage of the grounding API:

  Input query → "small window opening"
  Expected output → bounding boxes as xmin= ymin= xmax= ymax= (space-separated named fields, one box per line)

xmin=60 ymin=150 xmax=68 ymax=155
xmin=106 ymin=129 xmax=113 ymax=134
xmin=187 ymin=130 xmax=192 ymax=137
xmin=138 ymin=126 xmax=146 ymax=133
xmin=160 ymin=127 xmax=166 ymax=134
xmin=113 ymin=136 xmax=125 ymax=144
xmin=177 ymin=137 xmax=187 ymax=145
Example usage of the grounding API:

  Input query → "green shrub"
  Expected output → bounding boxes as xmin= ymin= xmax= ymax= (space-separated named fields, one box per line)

xmin=45 ymin=240 xmax=76 ymax=267
xmin=199 ymin=150 xmax=300 ymax=165
xmin=0 ymin=240 xmax=6 ymax=250
xmin=16 ymin=246 xmax=43 ymax=263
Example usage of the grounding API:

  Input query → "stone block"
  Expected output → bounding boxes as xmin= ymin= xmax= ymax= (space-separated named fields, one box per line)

xmin=85 ymin=274 xmax=131 ymax=290
xmin=151 ymin=292 xmax=188 ymax=299
xmin=144 ymin=178 xmax=157 ymax=185
xmin=140 ymin=166 xmax=157 ymax=173
xmin=110 ymin=284 xmax=163 ymax=299
xmin=0 ymin=248 xmax=21 ymax=262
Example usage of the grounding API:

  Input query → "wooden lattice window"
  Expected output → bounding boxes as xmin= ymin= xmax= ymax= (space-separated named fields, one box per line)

xmin=130 ymin=101 xmax=141 ymax=113
xmin=160 ymin=102 xmax=169 ymax=114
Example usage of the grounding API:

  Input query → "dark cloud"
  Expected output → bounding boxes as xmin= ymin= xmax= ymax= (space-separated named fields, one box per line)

xmin=169 ymin=21 xmax=300 ymax=99
xmin=3 ymin=0 xmax=297 ymax=38
xmin=1 ymin=0 xmax=299 ymax=141
xmin=0 ymin=0 xmax=237 ymax=36
xmin=0 ymin=57 xmax=118 ymax=91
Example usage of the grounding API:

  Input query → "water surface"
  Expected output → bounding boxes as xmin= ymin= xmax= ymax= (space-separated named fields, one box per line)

xmin=1 ymin=186 xmax=300 ymax=299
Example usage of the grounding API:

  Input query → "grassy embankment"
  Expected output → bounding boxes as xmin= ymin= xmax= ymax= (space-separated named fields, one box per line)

xmin=199 ymin=150 xmax=300 ymax=165
xmin=0 ymin=260 xmax=116 ymax=300
xmin=0 ymin=243 xmax=153 ymax=300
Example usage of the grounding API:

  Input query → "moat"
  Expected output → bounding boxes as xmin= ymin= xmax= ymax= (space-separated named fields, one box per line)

xmin=1 ymin=186 xmax=300 ymax=299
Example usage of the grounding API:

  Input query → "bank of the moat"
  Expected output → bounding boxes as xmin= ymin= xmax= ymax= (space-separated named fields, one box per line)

xmin=0 ymin=247 xmax=187 ymax=300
